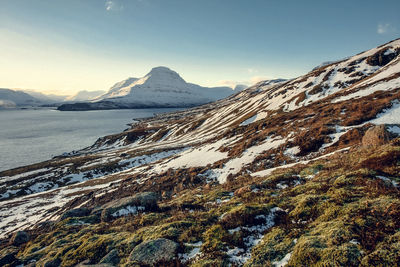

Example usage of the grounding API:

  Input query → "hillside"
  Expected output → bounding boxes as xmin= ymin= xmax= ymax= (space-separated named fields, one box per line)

xmin=58 ymin=67 xmax=243 ymax=110
xmin=0 ymin=89 xmax=44 ymax=108
xmin=0 ymin=39 xmax=400 ymax=266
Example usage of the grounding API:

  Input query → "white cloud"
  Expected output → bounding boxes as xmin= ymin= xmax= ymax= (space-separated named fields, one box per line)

xmin=105 ymin=0 xmax=123 ymax=11
xmin=247 ymin=68 xmax=258 ymax=74
xmin=377 ymin=23 xmax=396 ymax=35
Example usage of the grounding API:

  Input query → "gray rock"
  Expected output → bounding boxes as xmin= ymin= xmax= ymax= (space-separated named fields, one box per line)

xmin=9 ymin=231 xmax=30 ymax=246
xmin=129 ymin=238 xmax=178 ymax=266
xmin=75 ymin=259 xmax=114 ymax=267
xmin=44 ymin=258 xmax=61 ymax=267
xmin=0 ymin=247 xmax=18 ymax=266
xmin=100 ymin=192 xmax=159 ymax=222
xmin=99 ymin=249 xmax=119 ymax=265
xmin=61 ymin=207 xmax=91 ymax=220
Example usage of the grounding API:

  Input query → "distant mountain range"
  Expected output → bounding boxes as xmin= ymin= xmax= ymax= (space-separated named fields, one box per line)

xmin=58 ymin=67 xmax=247 ymax=110
xmin=0 ymin=88 xmax=43 ymax=108
xmin=1 ymin=67 xmax=248 ymax=110
xmin=0 ymin=88 xmax=105 ymax=109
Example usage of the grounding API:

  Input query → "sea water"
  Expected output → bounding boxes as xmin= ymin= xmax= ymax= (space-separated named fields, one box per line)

xmin=0 ymin=108 xmax=180 ymax=171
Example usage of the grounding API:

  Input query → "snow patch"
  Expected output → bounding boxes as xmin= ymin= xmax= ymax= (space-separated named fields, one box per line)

xmin=240 ymin=115 xmax=257 ymax=126
xmin=111 ymin=205 xmax=145 ymax=217
xmin=273 ymin=252 xmax=292 ymax=267
xmin=371 ymin=100 xmax=400 ymax=124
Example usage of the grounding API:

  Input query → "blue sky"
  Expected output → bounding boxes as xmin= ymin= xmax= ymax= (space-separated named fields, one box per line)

xmin=0 ymin=0 xmax=399 ymax=94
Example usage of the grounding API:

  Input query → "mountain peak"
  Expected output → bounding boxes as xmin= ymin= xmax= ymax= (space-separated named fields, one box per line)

xmin=148 ymin=66 xmax=175 ymax=74
xmin=145 ymin=66 xmax=185 ymax=83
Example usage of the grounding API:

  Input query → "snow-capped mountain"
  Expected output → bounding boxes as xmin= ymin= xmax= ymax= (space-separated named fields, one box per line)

xmin=1 ymin=39 xmax=400 ymax=266
xmin=92 ymin=66 xmax=241 ymax=107
xmin=65 ymin=90 xmax=106 ymax=102
xmin=20 ymin=90 xmax=68 ymax=103
xmin=0 ymin=88 xmax=43 ymax=108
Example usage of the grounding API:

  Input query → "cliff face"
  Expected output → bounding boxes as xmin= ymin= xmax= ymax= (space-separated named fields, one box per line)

xmin=1 ymin=39 xmax=400 ymax=266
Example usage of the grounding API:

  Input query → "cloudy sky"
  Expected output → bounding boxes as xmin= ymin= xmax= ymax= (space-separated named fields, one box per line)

xmin=0 ymin=0 xmax=399 ymax=94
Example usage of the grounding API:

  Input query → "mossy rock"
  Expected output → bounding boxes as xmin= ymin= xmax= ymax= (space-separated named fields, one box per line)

xmin=129 ymin=238 xmax=178 ymax=266
xmin=100 ymin=192 xmax=159 ymax=222
xmin=61 ymin=208 xmax=92 ymax=220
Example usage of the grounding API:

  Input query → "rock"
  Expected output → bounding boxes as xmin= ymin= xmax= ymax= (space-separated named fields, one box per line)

xmin=61 ymin=207 xmax=91 ymax=220
xmin=44 ymin=258 xmax=61 ymax=267
xmin=129 ymin=238 xmax=178 ymax=266
xmin=362 ymin=125 xmax=392 ymax=147
xmin=99 ymin=249 xmax=120 ymax=265
xmin=100 ymin=192 xmax=159 ymax=222
xmin=0 ymin=247 xmax=18 ymax=266
xmin=75 ymin=259 xmax=114 ymax=267
xmin=9 ymin=231 xmax=30 ymax=246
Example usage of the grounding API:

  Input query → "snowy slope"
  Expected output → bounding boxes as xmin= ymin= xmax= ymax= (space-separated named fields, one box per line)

xmin=1 ymin=39 xmax=400 ymax=238
xmin=94 ymin=66 xmax=240 ymax=107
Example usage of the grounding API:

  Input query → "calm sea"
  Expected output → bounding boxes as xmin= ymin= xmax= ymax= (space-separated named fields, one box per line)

xmin=0 ymin=108 xmax=180 ymax=171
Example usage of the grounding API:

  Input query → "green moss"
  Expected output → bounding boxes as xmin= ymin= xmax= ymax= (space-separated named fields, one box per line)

xmin=360 ymin=231 xmax=400 ymax=266
xmin=289 ymin=235 xmax=326 ymax=266
xmin=299 ymin=163 xmax=324 ymax=177
xmin=179 ymin=223 xmax=204 ymax=243
xmin=245 ymin=227 xmax=296 ymax=266
xmin=289 ymin=194 xmax=321 ymax=221
xmin=138 ymin=212 xmax=167 ymax=226
xmin=190 ymin=258 xmax=225 ymax=267
xmin=135 ymin=220 xmax=193 ymax=242
xmin=60 ymin=232 xmax=128 ymax=266
xmin=202 ymin=224 xmax=229 ymax=252
xmin=220 ymin=204 xmax=273 ymax=229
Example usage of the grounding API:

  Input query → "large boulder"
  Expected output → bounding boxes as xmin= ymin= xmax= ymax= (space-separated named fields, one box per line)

xmin=99 ymin=249 xmax=120 ymax=265
xmin=44 ymin=258 xmax=61 ymax=267
xmin=9 ymin=231 xmax=30 ymax=246
xmin=61 ymin=207 xmax=91 ymax=220
xmin=100 ymin=192 xmax=159 ymax=222
xmin=362 ymin=125 xmax=392 ymax=147
xmin=129 ymin=238 xmax=179 ymax=266
xmin=75 ymin=259 xmax=113 ymax=267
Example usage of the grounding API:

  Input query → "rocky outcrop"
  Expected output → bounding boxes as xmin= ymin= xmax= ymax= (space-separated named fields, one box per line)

xmin=61 ymin=207 xmax=91 ymax=220
xmin=362 ymin=125 xmax=392 ymax=147
xmin=129 ymin=238 xmax=179 ymax=266
xmin=100 ymin=192 xmax=159 ymax=222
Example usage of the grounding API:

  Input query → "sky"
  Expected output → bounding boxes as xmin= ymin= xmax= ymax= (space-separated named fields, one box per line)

xmin=0 ymin=0 xmax=399 ymax=95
